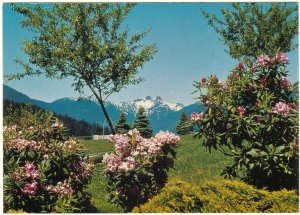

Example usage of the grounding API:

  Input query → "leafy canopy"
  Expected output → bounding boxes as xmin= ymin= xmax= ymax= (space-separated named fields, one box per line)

xmin=202 ymin=3 xmax=298 ymax=60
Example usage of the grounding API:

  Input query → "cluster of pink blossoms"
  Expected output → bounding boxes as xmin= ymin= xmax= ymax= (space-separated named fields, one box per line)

xmin=103 ymin=129 xmax=180 ymax=174
xmin=281 ymin=77 xmax=291 ymax=90
xmin=272 ymin=102 xmax=290 ymax=116
xmin=217 ymin=80 xmax=228 ymax=90
xmin=21 ymin=181 xmax=38 ymax=196
xmin=6 ymin=139 xmax=46 ymax=151
xmin=256 ymin=53 xmax=289 ymax=67
xmin=71 ymin=161 xmax=94 ymax=179
xmin=237 ymin=106 xmax=246 ymax=115
xmin=23 ymin=162 xmax=40 ymax=179
xmin=46 ymin=180 xmax=74 ymax=197
xmin=190 ymin=112 xmax=204 ymax=122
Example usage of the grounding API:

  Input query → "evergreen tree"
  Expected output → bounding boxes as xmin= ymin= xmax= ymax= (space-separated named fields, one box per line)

xmin=176 ymin=112 xmax=192 ymax=135
xmin=133 ymin=106 xmax=152 ymax=138
xmin=115 ymin=112 xmax=131 ymax=134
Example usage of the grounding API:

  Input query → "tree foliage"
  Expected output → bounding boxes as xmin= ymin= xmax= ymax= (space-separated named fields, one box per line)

xmin=115 ymin=112 xmax=131 ymax=134
xmin=7 ymin=3 xmax=157 ymax=134
xmin=176 ymin=112 xmax=192 ymax=135
xmin=202 ymin=3 xmax=298 ymax=60
xmin=133 ymin=106 xmax=152 ymax=138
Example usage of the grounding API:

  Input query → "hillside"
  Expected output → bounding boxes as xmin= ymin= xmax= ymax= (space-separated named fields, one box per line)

xmin=3 ymin=100 xmax=109 ymax=136
xmin=4 ymin=84 xmax=205 ymax=133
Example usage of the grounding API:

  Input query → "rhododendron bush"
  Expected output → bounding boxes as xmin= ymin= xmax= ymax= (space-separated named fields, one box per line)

xmin=193 ymin=53 xmax=298 ymax=190
xmin=102 ymin=129 xmax=180 ymax=211
xmin=3 ymin=106 xmax=94 ymax=212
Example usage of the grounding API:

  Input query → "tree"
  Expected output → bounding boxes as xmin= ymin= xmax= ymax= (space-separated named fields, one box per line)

xmin=202 ymin=3 xmax=298 ymax=61
xmin=7 ymin=3 xmax=157 ymax=134
xmin=133 ymin=106 xmax=152 ymax=138
xmin=176 ymin=112 xmax=192 ymax=135
xmin=115 ymin=112 xmax=131 ymax=134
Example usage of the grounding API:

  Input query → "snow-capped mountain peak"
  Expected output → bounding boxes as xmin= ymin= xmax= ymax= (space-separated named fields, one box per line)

xmin=112 ymin=96 xmax=184 ymax=114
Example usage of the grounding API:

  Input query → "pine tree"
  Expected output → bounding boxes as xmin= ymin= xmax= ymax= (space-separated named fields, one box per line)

xmin=133 ymin=106 xmax=152 ymax=138
xmin=176 ymin=112 xmax=192 ymax=135
xmin=115 ymin=112 xmax=131 ymax=134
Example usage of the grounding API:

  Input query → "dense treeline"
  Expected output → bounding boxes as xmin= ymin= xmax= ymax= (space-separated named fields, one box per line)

xmin=3 ymin=100 xmax=110 ymax=136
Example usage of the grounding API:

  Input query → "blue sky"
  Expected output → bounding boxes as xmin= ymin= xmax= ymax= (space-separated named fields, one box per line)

xmin=3 ymin=3 xmax=299 ymax=105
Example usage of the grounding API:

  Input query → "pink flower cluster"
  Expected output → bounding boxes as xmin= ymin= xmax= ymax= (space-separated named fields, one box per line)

xmin=71 ymin=161 xmax=94 ymax=179
xmin=272 ymin=102 xmax=290 ymax=116
xmin=21 ymin=181 xmax=38 ymax=196
xmin=218 ymin=80 xmax=228 ymax=90
xmin=190 ymin=112 xmax=204 ymax=122
xmin=23 ymin=162 xmax=40 ymax=179
xmin=51 ymin=120 xmax=64 ymax=129
xmin=58 ymin=139 xmax=79 ymax=152
xmin=6 ymin=139 xmax=46 ymax=151
xmin=103 ymin=129 xmax=180 ymax=174
xmin=281 ymin=77 xmax=291 ymax=90
xmin=46 ymin=180 xmax=74 ymax=197
xmin=237 ymin=106 xmax=246 ymax=115
xmin=256 ymin=53 xmax=288 ymax=67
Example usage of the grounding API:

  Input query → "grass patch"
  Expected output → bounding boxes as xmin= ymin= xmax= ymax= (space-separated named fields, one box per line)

xmin=169 ymin=134 xmax=232 ymax=185
xmin=82 ymin=139 xmax=114 ymax=155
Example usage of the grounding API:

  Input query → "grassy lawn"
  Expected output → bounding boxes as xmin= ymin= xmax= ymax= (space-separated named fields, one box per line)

xmin=83 ymin=134 xmax=233 ymax=212
xmin=82 ymin=139 xmax=114 ymax=156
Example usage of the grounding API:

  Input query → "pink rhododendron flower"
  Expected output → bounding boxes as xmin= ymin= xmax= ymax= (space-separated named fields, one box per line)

xmin=118 ymin=156 xmax=136 ymax=172
xmin=218 ymin=80 xmax=228 ymax=90
xmin=237 ymin=106 xmax=246 ymax=115
xmin=256 ymin=54 xmax=271 ymax=66
xmin=46 ymin=180 xmax=74 ymax=197
xmin=281 ymin=77 xmax=291 ymax=90
xmin=272 ymin=102 xmax=290 ymax=116
xmin=21 ymin=182 xmax=38 ymax=196
xmin=250 ymin=67 xmax=256 ymax=74
xmin=128 ymin=128 xmax=140 ymax=136
xmin=190 ymin=112 xmax=204 ymax=122
xmin=259 ymin=77 xmax=267 ymax=86
xmin=102 ymin=153 xmax=122 ymax=173
xmin=231 ymin=73 xmax=239 ymax=78
xmin=154 ymin=131 xmax=180 ymax=145
xmin=237 ymin=62 xmax=244 ymax=70
xmin=201 ymin=77 xmax=207 ymax=85
xmin=23 ymin=162 xmax=40 ymax=179
xmin=51 ymin=120 xmax=64 ymax=128
xmin=274 ymin=52 xmax=288 ymax=64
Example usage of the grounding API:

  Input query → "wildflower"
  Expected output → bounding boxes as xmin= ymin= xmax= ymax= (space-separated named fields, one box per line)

xmin=23 ymin=162 xmax=40 ymax=179
xmin=102 ymin=153 xmax=121 ymax=173
xmin=274 ymin=52 xmax=288 ymax=64
xmin=256 ymin=54 xmax=271 ymax=66
xmin=281 ymin=77 xmax=291 ymax=90
xmin=46 ymin=180 xmax=74 ymax=197
xmin=218 ymin=80 xmax=228 ymax=90
xmin=190 ymin=112 xmax=204 ymax=122
xmin=237 ymin=62 xmax=244 ymax=70
xmin=272 ymin=102 xmax=290 ymax=116
xmin=21 ymin=182 xmax=38 ymax=196
xmin=250 ymin=67 xmax=256 ymax=74
xmin=237 ymin=106 xmax=246 ymax=116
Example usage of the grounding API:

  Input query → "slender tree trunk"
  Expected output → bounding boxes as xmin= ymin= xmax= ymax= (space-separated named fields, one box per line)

xmin=97 ymin=98 xmax=116 ymax=134
xmin=86 ymin=82 xmax=116 ymax=134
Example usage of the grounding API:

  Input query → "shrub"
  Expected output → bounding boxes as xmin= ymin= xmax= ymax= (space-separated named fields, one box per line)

xmin=192 ymin=53 xmax=298 ymax=190
xmin=3 ymin=105 xmax=94 ymax=213
xmin=102 ymin=129 xmax=180 ymax=211
xmin=133 ymin=179 xmax=299 ymax=213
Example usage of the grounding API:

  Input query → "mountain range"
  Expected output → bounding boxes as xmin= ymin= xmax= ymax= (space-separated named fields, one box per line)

xmin=3 ymin=84 xmax=204 ymax=133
